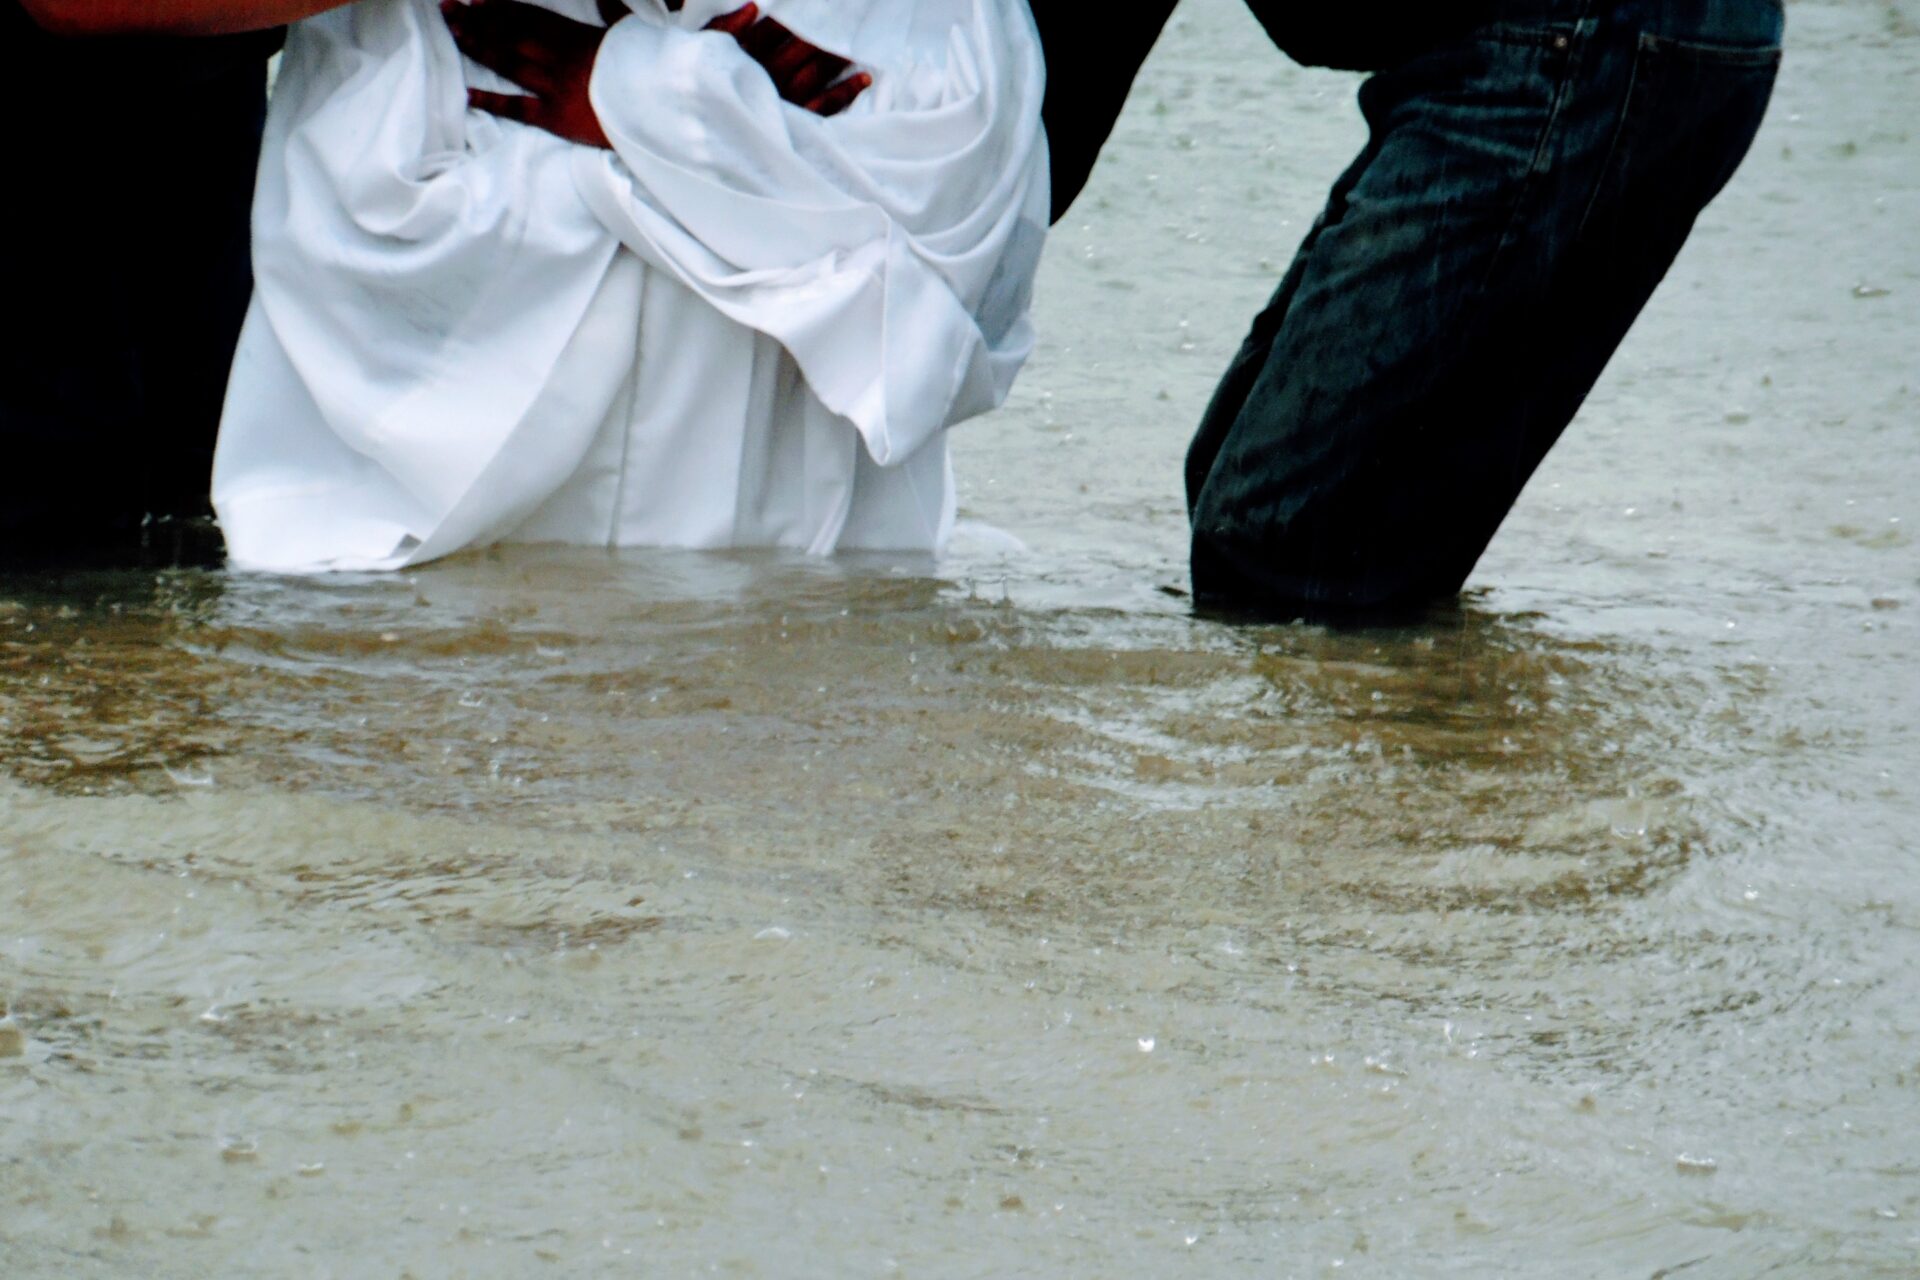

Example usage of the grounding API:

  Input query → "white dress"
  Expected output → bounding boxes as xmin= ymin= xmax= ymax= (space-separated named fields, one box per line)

xmin=213 ymin=0 xmax=1048 ymax=572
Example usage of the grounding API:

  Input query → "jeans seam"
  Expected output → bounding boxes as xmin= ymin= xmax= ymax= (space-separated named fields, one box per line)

xmin=1477 ymin=13 xmax=1596 ymax=294
xmin=1572 ymin=38 xmax=1647 ymax=242
xmin=1639 ymin=31 xmax=1785 ymax=66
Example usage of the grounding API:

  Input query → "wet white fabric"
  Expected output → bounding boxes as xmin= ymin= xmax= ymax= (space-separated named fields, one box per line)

xmin=213 ymin=0 xmax=1047 ymax=572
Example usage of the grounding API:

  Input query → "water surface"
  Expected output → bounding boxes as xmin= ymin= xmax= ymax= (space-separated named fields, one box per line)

xmin=4 ymin=0 xmax=1918 ymax=1274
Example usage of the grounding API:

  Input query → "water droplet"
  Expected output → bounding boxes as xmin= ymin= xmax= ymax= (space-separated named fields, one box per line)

xmin=1137 ymin=1037 xmax=1156 ymax=1053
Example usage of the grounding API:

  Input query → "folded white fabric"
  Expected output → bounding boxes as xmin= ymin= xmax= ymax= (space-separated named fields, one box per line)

xmin=214 ymin=0 xmax=1047 ymax=572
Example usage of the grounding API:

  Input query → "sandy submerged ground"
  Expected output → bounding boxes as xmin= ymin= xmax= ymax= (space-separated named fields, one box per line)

xmin=3 ymin=0 xmax=1918 ymax=1275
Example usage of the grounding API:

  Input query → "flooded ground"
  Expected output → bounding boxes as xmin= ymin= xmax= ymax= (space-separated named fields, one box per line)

xmin=4 ymin=0 xmax=1918 ymax=1274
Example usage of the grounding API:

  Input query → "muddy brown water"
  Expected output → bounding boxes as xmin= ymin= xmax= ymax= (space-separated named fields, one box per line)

xmin=4 ymin=0 xmax=1918 ymax=1274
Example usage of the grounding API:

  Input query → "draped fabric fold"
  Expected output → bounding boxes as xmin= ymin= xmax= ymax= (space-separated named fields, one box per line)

xmin=213 ymin=0 xmax=1048 ymax=572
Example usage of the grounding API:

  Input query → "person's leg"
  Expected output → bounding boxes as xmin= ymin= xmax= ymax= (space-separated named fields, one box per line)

xmin=2 ymin=124 xmax=151 ymax=554
xmin=0 ymin=48 xmax=267 ymax=563
xmin=1188 ymin=0 xmax=1783 ymax=620
xmin=129 ymin=57 xmax=272 ymax=527
xmin=1182 ymin=140 xmax=1383 ymax=511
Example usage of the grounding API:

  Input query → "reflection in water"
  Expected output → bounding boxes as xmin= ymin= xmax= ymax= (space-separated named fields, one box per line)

xmin=4 ymin=537 xmax=1911 ymax=1275
xmin=0 ymin=570 xmax=230 ymax=793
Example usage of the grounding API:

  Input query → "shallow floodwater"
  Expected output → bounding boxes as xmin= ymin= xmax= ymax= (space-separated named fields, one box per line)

xmin=4 ymin=0 xmax=1918 ymax=1274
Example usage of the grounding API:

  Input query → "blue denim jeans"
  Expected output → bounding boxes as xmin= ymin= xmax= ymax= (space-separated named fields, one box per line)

xmin=1186 ymin=0 xmax=1784 ymax=620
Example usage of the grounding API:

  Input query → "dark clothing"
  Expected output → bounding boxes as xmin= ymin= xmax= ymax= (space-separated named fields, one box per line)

xmin=1031 ymin=3 xmax=1178 ymax=221
xmin=1034 ymin=0 xmax=1782 ymax=621
xmin=2 ymin=5 xmax=282 ymax=86
xmin=1033 ymin=3 xmax=1499 ymax=221
xmin=1184 ymin=0 xmax=1783 ymax=618
xmin=1 ymin=5 xmax=279 ymax=562
xmin=1242 ymin=2 xmax=1501 ymax=71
